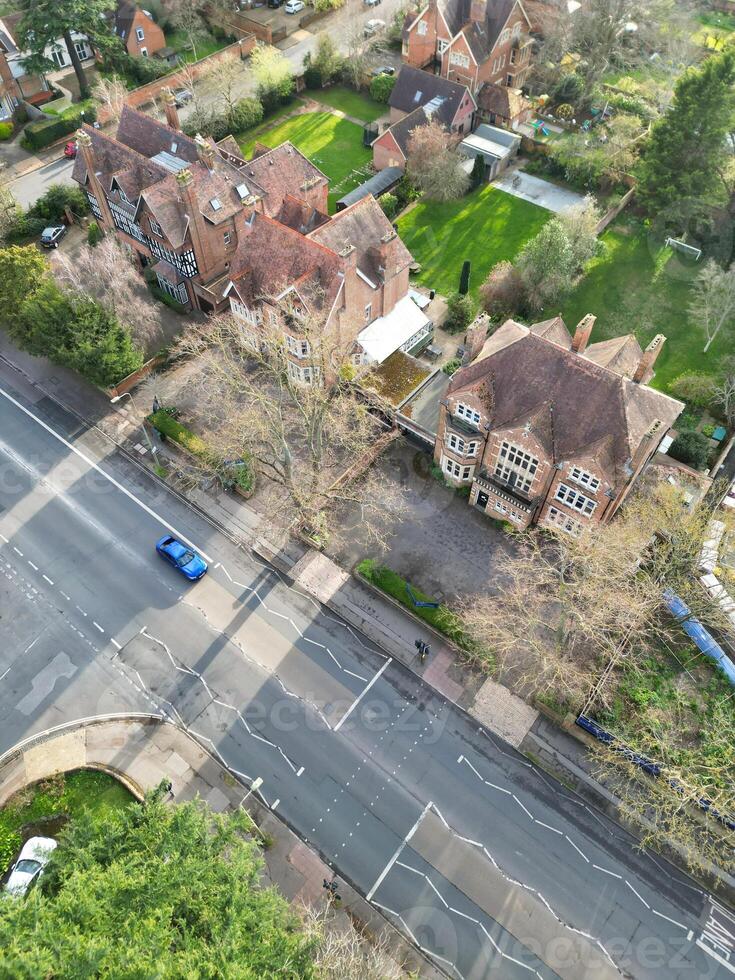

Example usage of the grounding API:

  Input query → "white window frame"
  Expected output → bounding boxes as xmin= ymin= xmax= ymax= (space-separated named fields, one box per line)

xmin=417 ymin=19 xmax=428 ymax=35
xmin=364 ymin=303 xmax=372 ymax=323
xmin=438 ymin=39 xmax=448 ymax=54
xmin=443 ymin=456 xmax=473 ymax=481
xmin=498 ymin=441 xmax=538 ymax=475
xmin=149 ymin=217 xmax=162 ymax=237
xmin=568 ymin=466 xmax=600 ymax=493
xmin=450 ymin=51 xmax=469 ymax=68
xmin=223 ymin=230 xmax=232 ymax=246
xmin=512 ymin=21 xmax=522 ymax=38
xmin=155 ymin=272 xmax=187 ymax=305
xmin=136 ymin=26 xmax=145 ymax=41
xmin=500 ymin=28 xmax=510 ymax=44
xmin=554 ymin=483 xmax=597 ymax=517
xmin=546 ymin=506 xmax=582 ymax=537
xmin=286 ymin=335 xmax=310 ymax=358
xmin=455 ymin=402 xmax=480 ymax=425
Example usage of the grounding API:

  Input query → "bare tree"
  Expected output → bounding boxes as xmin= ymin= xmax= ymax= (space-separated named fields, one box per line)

xmin=479 ymin=260 xmax=525 ymax=318
xmin=170 ymin=0 xmax=209 ymax=62
xmin=688 ymin=260 xmax=735 ymax=353
xmin=91 ymin=74 xmax=128 ymax=123
xmin=0 ymin=176 xmax=21 ymax=245
xmin=341 ymin=24 xmax=370 ymax=90
xmin=164 ymin=308 xmax=406 ymax=546
xmin=52 ymin=237 xmax=163 ymax=352
xmin=300 ymin=903 xmax=403 ymax=980
xmin=406 ymin=120 xmax=469 ymax=202
xmin=713 ymin=358 xmax=735 ymax=428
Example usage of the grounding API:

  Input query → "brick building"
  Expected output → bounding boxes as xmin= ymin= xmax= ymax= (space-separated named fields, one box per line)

xmin=0 ymin=14 xmax=57 ymax=119
xmin=401 ymin=0 xmax=535 ymax=94
xmin=72 ymin=97 xmax=427 ymax=381
xmin=434 ymin=315 xmax=683 ymax=535
xmin=107 ymin=1 xmax=166 ymax=59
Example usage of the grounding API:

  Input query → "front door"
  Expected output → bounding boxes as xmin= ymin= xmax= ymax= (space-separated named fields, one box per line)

xmin=476 ymin=490 xmax=489 ymax=510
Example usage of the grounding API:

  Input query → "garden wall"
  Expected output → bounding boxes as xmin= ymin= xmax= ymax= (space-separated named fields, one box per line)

xmin=595 ymin=184 xmax=636 ymax=235
xmin=96 ymin=36 xmax=257 ymax=124
xmin=107 ymin=353 xmax=167 ymax=399
xmin=222 ymin=13 xmax=285 ymax=45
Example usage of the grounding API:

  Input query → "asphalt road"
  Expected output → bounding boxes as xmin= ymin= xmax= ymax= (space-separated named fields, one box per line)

xmin=7 ymin=156 xmax=76 ymax=210
xmin=0 ymin=366 xmax=733 ymax=980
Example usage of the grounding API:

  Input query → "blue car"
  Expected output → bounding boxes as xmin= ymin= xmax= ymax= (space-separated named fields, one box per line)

xmin=155 ymin=535 xmax=208 ymax=580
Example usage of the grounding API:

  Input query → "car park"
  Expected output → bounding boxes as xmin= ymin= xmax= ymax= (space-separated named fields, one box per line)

xmin=364 ymin=18 xmax=385 ymax=35
xmin=284 ymin=0 xmax=304 ymax=12
xmin=4 ymin=838 xmax=57 ymax=897
xmin=40 ymin=225 xmax=67 ymax=249
xmin=155 ymin=535 xmax=208 ymax=581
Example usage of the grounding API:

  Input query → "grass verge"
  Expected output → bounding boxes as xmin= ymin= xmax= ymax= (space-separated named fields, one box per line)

xmin=305 ymin=85 xmax=385 ymax=123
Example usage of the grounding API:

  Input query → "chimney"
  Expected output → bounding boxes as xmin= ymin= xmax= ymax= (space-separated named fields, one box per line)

xmin=463 ymin=314 xmax=489 ymax=365
xmin=176 ymin=167 xmax=211 ymax=278
xmin=469 ymin=0 xmax=486 ymax=22
xmin=76 ymin=129 xmax=114 ymax=228
xmin=633 ymin=334 xmax=666 ymax=384
xmin=162 ymin=87 xmax=181 ymax=132
xmin=194 ymin=132 xmax=215 ymax=171
xmin=571 ymin=313 xmax=596 ymax=353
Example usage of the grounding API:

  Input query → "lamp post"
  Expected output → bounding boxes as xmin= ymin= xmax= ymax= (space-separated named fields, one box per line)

xmin=110 ymin=390 xmax=157 ymax=456
xmin=239 ymin=776 xmax=263 ymax=808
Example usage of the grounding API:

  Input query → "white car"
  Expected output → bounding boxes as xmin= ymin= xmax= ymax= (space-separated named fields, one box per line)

xmin=364 ymin=17 xmax=385 ymax=35
xmin=4 ymin=837 xmax=57 ymax=897
xmin=284 ymin=0 xmax=304 ymax=12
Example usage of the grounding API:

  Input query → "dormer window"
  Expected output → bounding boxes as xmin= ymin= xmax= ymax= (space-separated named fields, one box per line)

xmin=118 ymin=186 xmax=130 ymax=203
xmin=171 ymin=141 xmax=178 ymax=153
xmin=210 ymin=198 xmax=222 ymax=211
xmin=149 ymin=217 xmax=162 ymax=237
xmin=455 ymin=402 xmax=480 ymax=426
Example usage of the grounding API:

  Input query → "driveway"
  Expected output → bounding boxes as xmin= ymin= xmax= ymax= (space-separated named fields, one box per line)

xmin=328 ymin=438 xmax=518 ymax=601
xmin=494 ymin=167 xmax=586 ymax=213
xmin=8 ymin=156 xmax=75 ymax=209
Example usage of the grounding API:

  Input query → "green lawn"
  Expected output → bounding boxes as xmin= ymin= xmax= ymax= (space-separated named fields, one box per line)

xmin=305 ymin=85 xmax=385 ymax=123
xmin=0 ymin=770 xmax=134 ymax=875
xmin=165 ymin=30 xmax=232 ymax=63
xmin=559 ymin=217 xmax=723 ymax=395
xmin=397 ymin=184 xmax=550 ymax=299
xmin=238 ymin=111 xmax=372 ymax=212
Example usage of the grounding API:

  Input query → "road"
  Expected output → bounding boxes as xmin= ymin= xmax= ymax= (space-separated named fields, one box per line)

xmin=7 ymin=156 xmax=75 ymax=210
xmin=0 ymin=365 xmax=733 ymax=979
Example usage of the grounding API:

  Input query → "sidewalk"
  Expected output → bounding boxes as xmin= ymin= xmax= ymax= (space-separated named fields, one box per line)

xmin=0 ymin=715 xmax=442 ymax=979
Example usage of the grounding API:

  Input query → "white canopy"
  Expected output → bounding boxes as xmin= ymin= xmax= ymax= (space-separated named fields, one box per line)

xmin=358 ymin=294 xmax=431 ymax=364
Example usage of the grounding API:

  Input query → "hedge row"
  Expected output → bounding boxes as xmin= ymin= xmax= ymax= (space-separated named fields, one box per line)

xmin=148 ymin=410 xmax=254 ymax=493
xmin=21 ymin=104 xmax=97 ymax=152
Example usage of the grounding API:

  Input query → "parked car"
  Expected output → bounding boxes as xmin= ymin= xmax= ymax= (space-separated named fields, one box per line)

xmin=267 ymin=0 xmax=281 ymax=7
xmin=370 ymin=65 xmax=395 ymax=76
xmin=364 ymin=18 xmax=385 ymax=35
xmin=284 ymin=0 xmax=304 ymax=12
xmin=40 ymin=225 xmax=67 ymax=249
xmin=155 ymin=535 xmax=208 ymax=581
xmin=4 ymin=837 xmax=57 ymax=897
xmin=63 ymin=141 xmax=77 ymax=159
xmin=364 ymin=0 xmax=382 ymax=6
xmin=173 ymin=89 xmax=193 ymax=108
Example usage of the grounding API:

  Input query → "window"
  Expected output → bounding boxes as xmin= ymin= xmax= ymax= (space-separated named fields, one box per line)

xmin=210 ymin=198 xmax=222 ymax=211
xmin=136 ymin=26 xmax=145 ymax=41
xmin=443 ymin=457 xmax=472 ymax=480
xmin=569 ymin=466 xmax=600 ymax=493
xmin=417 ymin=19 xmax=428 ymax=34
xmin=364 ymin=303 xmax=372 ymax=323
xmin=438 ymin=39 xmax=448 ymax=54
xmin=494 ymin=463 xmax=533 ymax=495
xmin=500 ymin=28 xmax=510 ymax=44
xmin=455 ymin=402 xmax=480 ymax=425
xmin=149 ymin=217 xmax=162 ymax=237
xmin=288 ymin=361 xmax=318 ymax=384
xmin=117 ymin=186 xmax=130 ymax=204
xmin=546 ymin=507 xmax=582 ymax=537
xmin=75 ymin=41 xmax=89 ymax=61
xmin=223 ymin=230 xmax=232 ymax=246
xmin=449 ymin=51 xmax=469 ymax=68
xmin=512 ymin=21 xmax=522 ymax=38
xmin=447 ymin=433 xmax=478 ymax=456
xmin=554 ymin=483 xmax=597 ymax=517
xmin=498 ymin=441 xmax=538 ymax=475
xmin=494 ymin=441 xmax=539 ymax=495
xmin=171 ymin=141 xmax=178 ymax=153
xmin=155 ymin=272 xmax=187 ymax=306
xmin=286 ymin=335 xmax=310 ymax=358
xmin=269 ymin=308 xmax=278 ymax=326
xmin=506 ymin=74 xmax=513 ymax=86
xmin=510 ymin=47 xmax=517 ymax=64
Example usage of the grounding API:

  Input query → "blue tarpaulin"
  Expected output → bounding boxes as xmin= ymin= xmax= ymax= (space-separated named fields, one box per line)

xmin=663 ymin=588 xmax=735 ymax=687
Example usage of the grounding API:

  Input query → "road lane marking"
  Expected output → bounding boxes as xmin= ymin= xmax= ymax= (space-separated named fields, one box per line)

xmin=42 ymin=574 xmax=54 ymax=585
xmin=27 ymin=560 xmax=38 ymax=571
xmin=111 ymin=638 xmax=122 ymax=650
xmin=0 ymin=385 xmax=212 ymax=562
xmin=76 ymin=605 xmax=87 ymax=616
xmin=24 ymin=637 xmax=39 ymax=654
xmin=366 ymin=800 xmax=431 ymax=901
xmin=0 ymin=667 xmax=10 ymax=681
xmin=334 ymin=658 xmax=392 ymax=732
xmin=12 ymin=546 xmax=22 ymax=556
xmin=93 ymin=621 xmax=105 ymax=633
xmin=59 ymin=591 xmax=71 ymax=601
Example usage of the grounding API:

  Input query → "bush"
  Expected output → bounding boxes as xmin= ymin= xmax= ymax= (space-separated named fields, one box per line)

xmin=442 ymin=357 xmax=461 ymax=375
xmin=605 ymin=91 xmax=655 ymax=120
xmin=87 ymin=221 xmax=103 ymax=247
xmin=149 ymin=410 xmax=208 ymax=455
xmin=378 ymin=191 xmax=398 ymax=219
xmin=668 ymin=430 xmax=710 ymax=470
xmin=28 ymin=184 xmax=89 ymax=222
xmin=551 ymin=72 xmax=583 ymax=106
xmin=444 ymin=292 xmax=476 ymax=334
xmin=186 ymin=97 xmax=264 ymax=142
xmin=149 ymin=284 xmax=188 ymax=313
xmin=393 ymin=175 xmax=420 ymax=209
xmin=701 ymin=423 xmax=716 ymax=438
xmin=4 ymin=213 xmax=47 ymax=244
xmin=101 ymin=44 xmax=171 ymax=88
xmin=370 ymin=73 xmax=396 ymax=103
xmin=21 ymin=105 xmax=97 ymax=152
xmin=0 ymin=121 xmax=13 ymax=140
xmin=669 ymin=372 xmax=718 ymax=410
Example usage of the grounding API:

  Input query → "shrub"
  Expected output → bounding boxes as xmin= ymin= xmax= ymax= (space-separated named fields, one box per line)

xmin=551 ymin=72 xmax=583 ymax=106
xmin=669 ymin=372 xmax=718 ymax=410
xmin=442 ymin=357 xmax=461 ymax=375
xmin=379 ymin=192 xmax=398 ymax=219
xmin=149 ymin=410 xmax=208 ymax=455
xmin=21 ymin=105 xmax=97 ymax=152
xmin=0 ymin=121 xmax=13 ymax=140
xmin=87 ymin=221 xmax=103 ymax=247
xmin=28 ymin=184 xmax=89 ymax=222
xmin=668 ymin=431 xmax=710 ymax=470
xmin=393 ymin=175 xmax=420 ymax=209
xmin=444 ymin=292 xmax=476 ymax=334
xmin=4 ymin=213 xmax=47 ymax=244
xmin=702 ymin=423 xmax=716 ymax=438
xmin=479 ymin=260 xmax=525 ymax=318
xmin=370 ymin=73 xmax=396 ymax=103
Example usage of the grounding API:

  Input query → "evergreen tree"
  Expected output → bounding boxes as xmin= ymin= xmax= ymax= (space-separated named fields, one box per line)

xmin=637 ymin=51 xmax=735 ymax=215
xmin=471 ymin=153 xmax=485 ymax=188
xmin=459 ymin=259 xmax=471 ymax=295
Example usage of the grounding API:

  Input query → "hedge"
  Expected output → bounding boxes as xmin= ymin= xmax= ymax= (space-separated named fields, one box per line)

xmin=0 ymin=121 xmax=13 ymax=140
xmin=21 ymin=104 xmax=97 ymax=152
xmin=356 ymin=558 xmax=493 ymax=666
xmin=149 ymin=409 xmax=254 ymax=492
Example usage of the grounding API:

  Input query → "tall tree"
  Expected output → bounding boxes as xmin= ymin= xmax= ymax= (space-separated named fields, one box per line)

xmin=687 ymin=259 xmax=735 ymax=353
xmin=406 ymin=120 xmax=469 ymax=202
xmin=169 ymin=0 xmax=209 ymax=62
xmin=18 ymin=0 xmax=116 ymax=99
xmin=637 ymin=51 xmax=735 ymax=214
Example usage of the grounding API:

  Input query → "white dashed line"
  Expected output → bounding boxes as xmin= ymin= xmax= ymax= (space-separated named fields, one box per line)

xmin=76 ymin=606 xmax=87 ymax=616
xmin=0 ymin=667 xmax=10 ymax=681
xmin=111 ymin=638 xmax=122 ymax=650
xmin=93 ymin=621 xmax=105 ymax=633
xmin=27 ymin=561 xmax=38 ymax=571
xmin=42 ymin=574 xmax=54 ymax=585
xmin=59 ymin=591 xmax=71 ymax=601
xmin=12 ymin=546 xmax=22 ymax=556
xmin=593 ymin=864 xmax=622 ymax=879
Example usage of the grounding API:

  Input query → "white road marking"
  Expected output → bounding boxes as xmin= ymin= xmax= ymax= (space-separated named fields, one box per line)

xmin=0 ymin=385 xmax=212 ymax=562
xmin=0 ymin=533 xmax=7 ymax=542
xmin=592 ymin=864 xmax=622 ymax=879
xmin=334 ymin=658 xmax=392 ymax=732
xmin=93 ymin=621 xmax=105 ymax=633
xmin=271 ymin=798 xmax=280 ymax=810
xmin=27 ymin=561 xmax=38 ymax=571
xmin=59 ymin=591 xmax=71 ymax=601
xmin=42 ymin=574 xmax=54 ymax=585
xmin=76 ymin=605 xmax=87 ymax=616
xmin=24 ymin=637 xmax=39 ymax=654
xmin=296 ymin=766 xmax=304 ymax=777
xmin=696 ymin=940 xmax=735 ymax=975
xmin=0 ymin=667 xmax=10 ymax=681
xmin=12 ymin=546 xmax=22 ymax=556
xmin=625 ymin=880 xmax=650 ymax=910
xmin=366 ymin=801 xmax=431 ymax=901
xmin=111 ymin=638 xmax=122 ymax=650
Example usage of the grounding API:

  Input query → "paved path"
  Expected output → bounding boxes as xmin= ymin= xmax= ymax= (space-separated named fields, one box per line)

xmin=494 ymin=168 xmax=586 ymax=213
xmin=0 ymin=359 xmax=732 ymax=979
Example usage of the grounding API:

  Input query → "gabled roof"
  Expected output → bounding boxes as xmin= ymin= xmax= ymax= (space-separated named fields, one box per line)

xmin=242 ymin=142 xmax=328 ymax=218
xmin=308 ymin=195 xmax=414 ymax=284
xmin=448 ymin=318 xmax=682 ymax=487
xmin=585 ymin=334 xmax=643 ymax=379
xmin=71 ymin=124 xmax=168 ymax=199
xmin=275 ymin=195 xmax=330 ymax=235
xmin=109 ymin=0 xmax=152 ymax=39
xmin=116 ymin=105 xmax=199 ymax=162
xmin=378 ymin=106 xmax=434 ymax=158
xmin=389 ymin=65 xmax=475 ymax=120
xmin=476 ymin=81 xmax=529 ymax=119
xmin=529 ymin=315 xmax=572 ymax=348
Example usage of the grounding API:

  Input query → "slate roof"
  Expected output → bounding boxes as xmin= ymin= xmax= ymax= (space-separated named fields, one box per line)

xmin=108 ymin=1 xmax=153 ymax=40
xmin=476 ymin=81 xmax=529 ymax=119
xmin=389 ymin=65 xmax=473 ymax=121
xmin=448 ymin=318 xmax=682 ymax=487
xmin=309 ymin=195 xmax=414 ymax=284
xmin=116 ymin=105 xmax=200 ymax=162
xmin=242 ymin=142 xmax=328 ymax=218
xmin=0 ymin=15 xmax=19 ymax=54
xmin=379 ymin=106 xmax=434 ymax=158
xmin=585 ymin=335 xmax=643 ymax=380
xmin=336 ymin=167 xmax=403 ymax=209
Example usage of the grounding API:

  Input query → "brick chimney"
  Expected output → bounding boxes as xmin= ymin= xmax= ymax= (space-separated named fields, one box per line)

xmin=463 ymin=314 xmax=489 ymax=365
xmin=162 ymin=87 xmax=180 ymax=132
xmin=76 ymin=129 xmax=114 ymax=229
xmin=571 ymin=313 xmax=596 ymax=353
xmin=194 ymin=132 xmax=215 ymax=171
xmin=470 ymin=0 xmax=486 ymax=23
xmin=633 ymin=334 xmax=666 ymax=384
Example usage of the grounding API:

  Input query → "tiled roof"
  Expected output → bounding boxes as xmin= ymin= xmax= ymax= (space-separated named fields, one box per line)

xmin=242 ymin=142 xmax=328 ymax=218
xmin=528 ymin=315 xmax=571 ymax=348
xmin=380 ymin=106 xmax=433 ymax=157
xmin=585 ymin=335 xmax=643 ymax=379
xmin=116 ymin=105 xmax=199 ymax=162
xmin=71 ymin=124 xmax=168 ymax=198
xmin=389 ymin=66 xmax=473 ymax=120
xmin=138 ymin=175 xmax=188 ymax=248
xmin=448 ymin=319 xmax=682 ymax=486
xmin=275 ymin=195 xmax=330 ymax=234
xmin=476 ymin=81 xmax=529 ymax=119
xmin=309 ymin=195 xmax=414 ymax=283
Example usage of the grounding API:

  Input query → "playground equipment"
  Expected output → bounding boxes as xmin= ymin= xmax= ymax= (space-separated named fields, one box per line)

xmin=664 ymin=237 xmax=703 ymax=261
xmin=531 ymin=119 xmax=550 ymax=138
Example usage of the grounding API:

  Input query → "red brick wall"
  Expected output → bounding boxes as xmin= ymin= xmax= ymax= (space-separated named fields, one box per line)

xmin=373 ymin=131 xmax=405 ymax=170
xmin=403 ymin=4 xmax=449 ymax=70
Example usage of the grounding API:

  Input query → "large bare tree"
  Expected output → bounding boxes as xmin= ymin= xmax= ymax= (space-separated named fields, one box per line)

xmin=406 ymin=120 xmax=469 ymax=202
xmin=688 ymin=259 xmax=735 ymax=354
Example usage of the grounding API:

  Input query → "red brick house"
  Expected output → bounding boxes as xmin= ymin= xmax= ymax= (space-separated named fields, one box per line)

xmin=109 ymin=1 xmax=166 ymax=58
xmin=434 ymin=314 xmax=683 ymax=534
xmin=72 ymin=97 xmax=427 ymax=381
xmin=402 ymin=0 xmax=535 ymax=94
xmin=0 ymin=14 xmax=53 ymax=119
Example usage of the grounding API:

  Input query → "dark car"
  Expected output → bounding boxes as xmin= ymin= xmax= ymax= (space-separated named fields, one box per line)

xmin=155 ymin=535 xmax=208 ymax=581
xmin=173 ymin=88 xmax=193 ymax=108
xmin=267 ymin=0 xmax=281 ymax=7
xmin=40 ymin=225 xmax=67 ymax=249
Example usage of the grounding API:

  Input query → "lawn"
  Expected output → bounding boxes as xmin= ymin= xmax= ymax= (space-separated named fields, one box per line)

xmin=0 ymin=770 xmax=134 ymax=875
xmin=396 ymin=184 xmax=550 ymax=299
xmin=237 ymin=110 xmax=372 ymax=212
xmin=305 ymin=85 xmax=385 ymax=123
xmin=165 ymin=30 xmax=232 ymax=63
xmin=559 ymin=216 xmax=724 ymax=395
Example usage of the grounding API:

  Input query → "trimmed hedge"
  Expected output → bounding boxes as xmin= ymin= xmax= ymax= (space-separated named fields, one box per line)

xmin=149 ymin=410 xmax=254 ymax=492
xmin=21 ymin=104 xmax=97 ymax=152
xmin=0 ymin=121 xmax=13 ymax=140
xmin=356 ymin=558 xmax=493 ymax=665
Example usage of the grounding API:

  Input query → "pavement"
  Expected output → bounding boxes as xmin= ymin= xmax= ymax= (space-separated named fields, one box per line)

xmin=0 ymin=346 xmax=734 ymax=978
xmin=495 ymin=165 xmax=587 ymax=213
